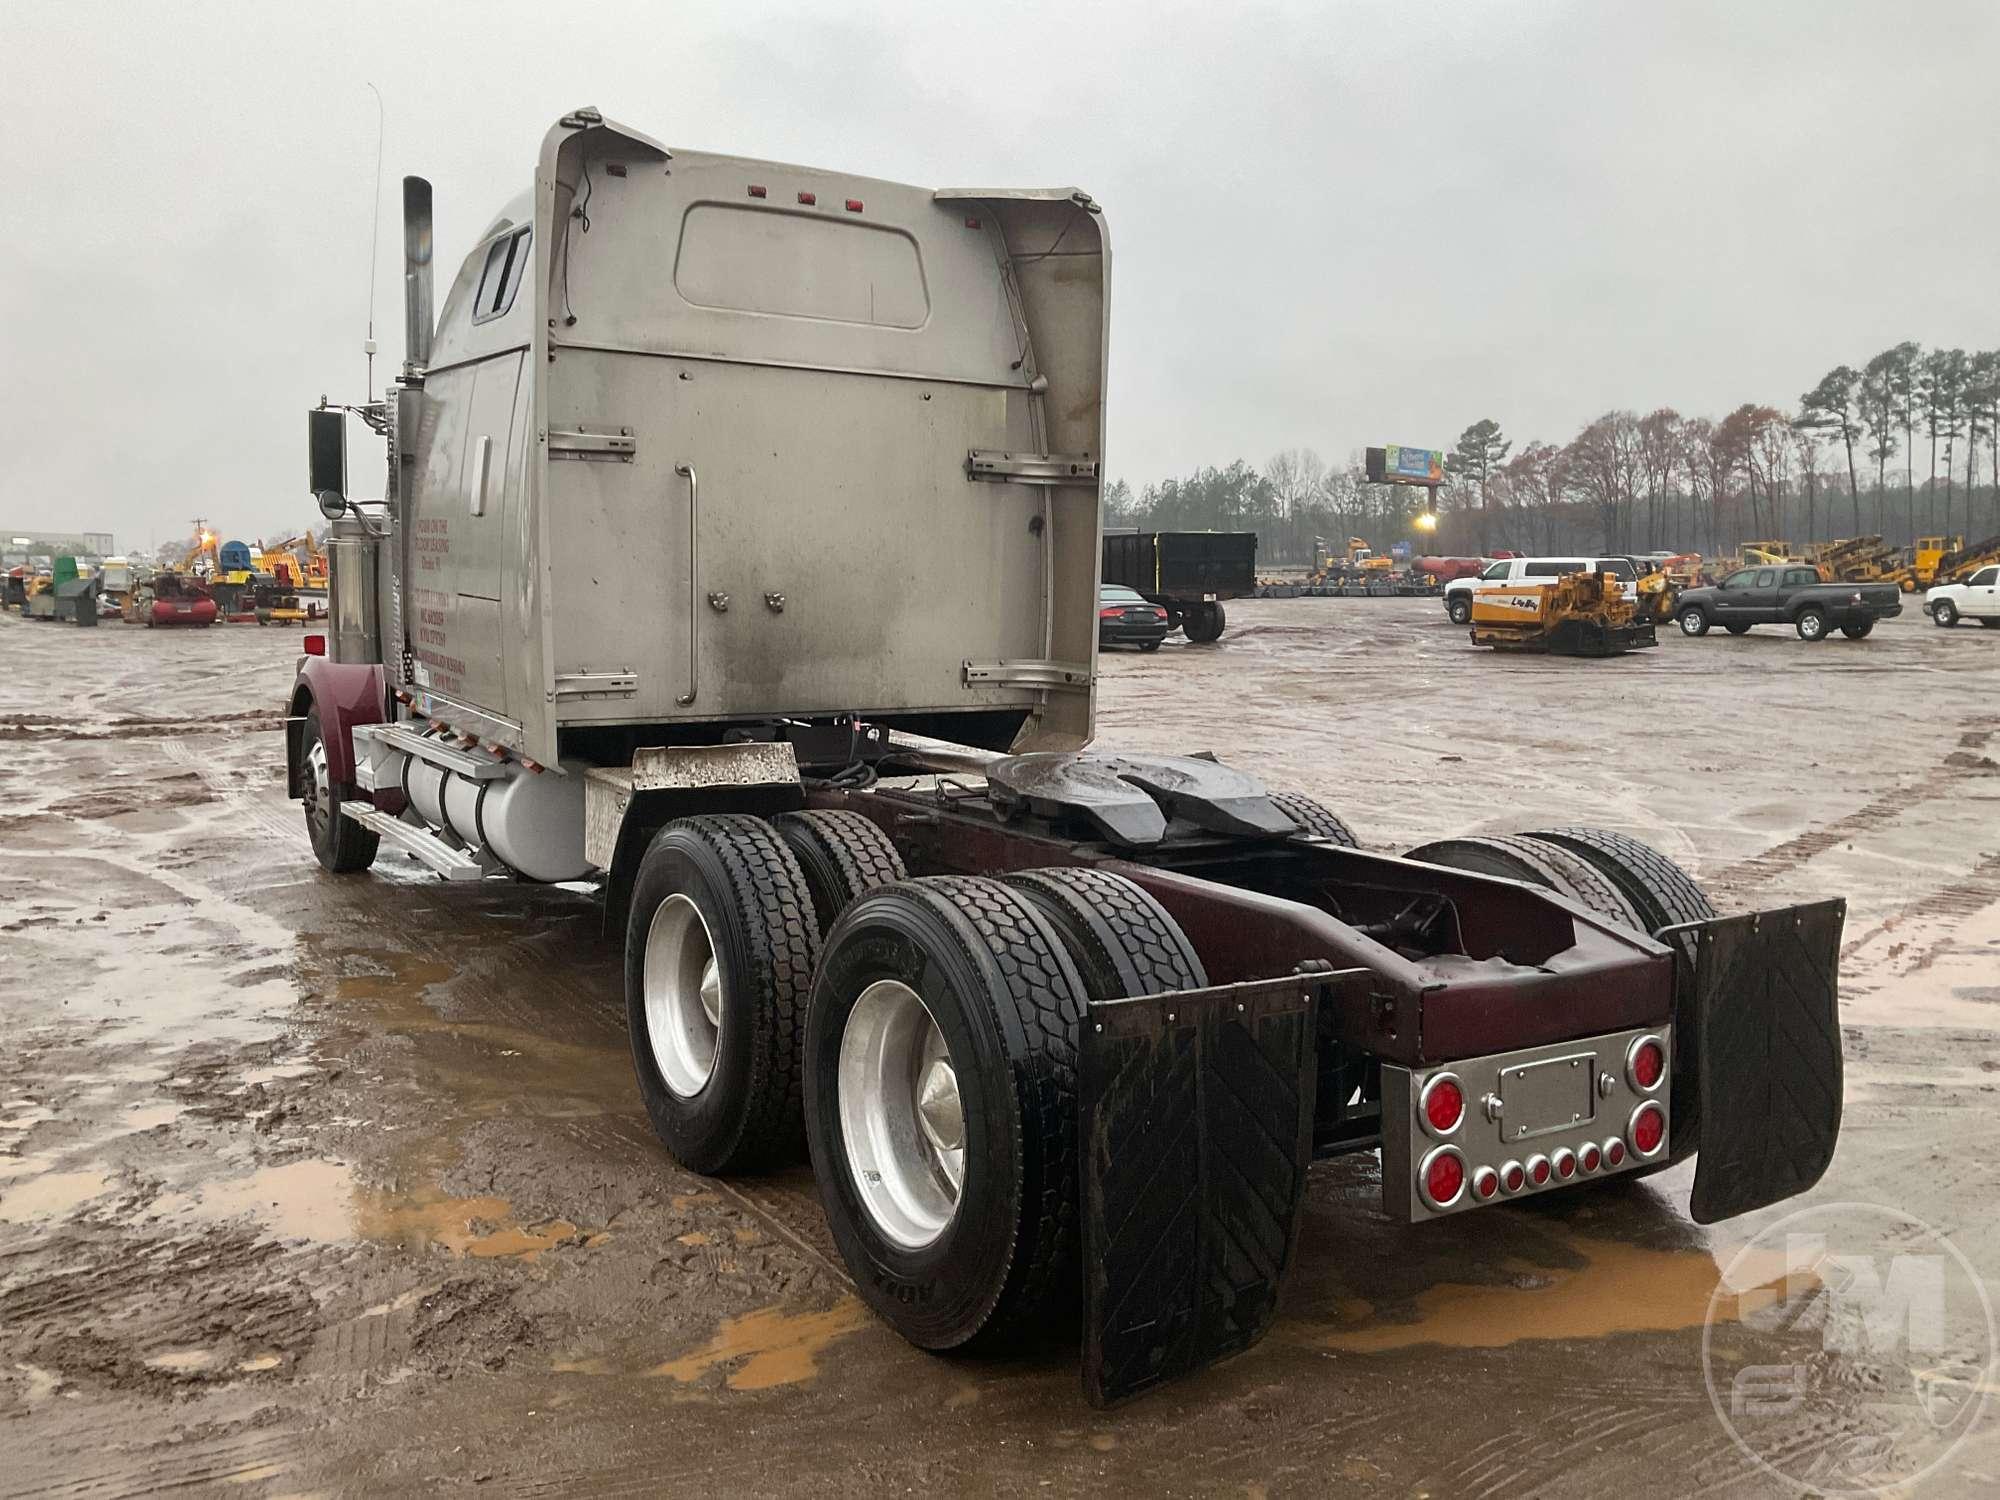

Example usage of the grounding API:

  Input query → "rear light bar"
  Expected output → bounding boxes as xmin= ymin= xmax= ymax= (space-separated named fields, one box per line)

xmin=1383 ymin=1024 xmax=1670 ymax=1222
xmin=303 ymin=633 xmax=326 ymax=656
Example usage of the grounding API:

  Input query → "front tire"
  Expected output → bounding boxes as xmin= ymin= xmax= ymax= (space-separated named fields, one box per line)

xmin=805 ymin=877 xmax=1087 ymax=1350
xmin=1447 ymin=595 xmax=1473 ymax=626
xmin=1934 ymin=600 xmax=1959 ymax=627
xmin=625 ymin=816 xmax=820 ymax=1174
xmin=300 ymin=704 xmax=378 ymax=874
xmin=1678 ymin=607 xmax=1710 ymax=637
xmin=1795 ymin=607 xmax=1829 ymax=641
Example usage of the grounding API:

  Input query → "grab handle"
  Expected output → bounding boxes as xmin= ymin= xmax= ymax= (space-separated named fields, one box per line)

xmin=674 ymin=462 xmax=699 ymax=705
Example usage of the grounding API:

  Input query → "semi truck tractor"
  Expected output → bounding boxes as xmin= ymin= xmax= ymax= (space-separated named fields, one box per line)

xmin=287 ymin=109 xmax=1845 ymax=1405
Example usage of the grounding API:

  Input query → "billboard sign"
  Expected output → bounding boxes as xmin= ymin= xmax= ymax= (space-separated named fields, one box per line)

xmin=1365 ymin=445 xmax=1445 ymax=486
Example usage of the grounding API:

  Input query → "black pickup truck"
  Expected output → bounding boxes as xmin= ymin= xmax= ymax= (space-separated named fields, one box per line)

xmin=1674 ymin=564 xmax=1903 ymax=641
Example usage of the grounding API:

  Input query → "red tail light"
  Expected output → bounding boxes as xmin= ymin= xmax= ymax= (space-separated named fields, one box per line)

xmin=1628 ymin=1036 xmax=1665 ymax=1092
xmin=1419 ymin=1146 xmax=1466 ymax=1210
xmin=1605 ymin=1138 xmax=1627 ymax=1168
xmin=1420 ymin=1073 xmax=1465 ymax=1135
xmin=1630 ymin=1103 xmax=1666 ymax=1157
xmin=1472 ymin=1166 xmax=1499 ymax=1201
xmin=1580 ymin=1143 xmax=1602 ymax=1173
xmin=303 ymin=633 xmax=326 ymax=656
xmin=1501 ymin=1160 xmax=1525 ymax=1193
xmin=1527 ymin=1154 xmax=1552 ymax=1186
xmin=1553 ymin=1148 xmax=1577 ymax=1180
xmin=1098 ymin=607 xmax=1120 ymax=619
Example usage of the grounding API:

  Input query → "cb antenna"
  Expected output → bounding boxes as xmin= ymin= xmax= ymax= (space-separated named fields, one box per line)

xmin=363 ymin=81 xmax=386 ymax=396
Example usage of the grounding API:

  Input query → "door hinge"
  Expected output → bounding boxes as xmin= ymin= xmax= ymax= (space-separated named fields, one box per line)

xmin=966 ymin=450 xmax=1099 ymax=486
xmin=549 ymin=427 xmax=637 ymax=461
xmin=963 ymin=659 xmax=1093 ymax=692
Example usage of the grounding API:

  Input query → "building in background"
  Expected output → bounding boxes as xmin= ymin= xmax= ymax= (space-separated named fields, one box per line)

xmin=2 ymin=528 xmax=116 ymax=566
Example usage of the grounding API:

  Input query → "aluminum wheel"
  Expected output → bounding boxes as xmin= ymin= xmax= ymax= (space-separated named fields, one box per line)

xmin=644 ymin=893 xmax=723 ymax=1098
xmin=303 ymin=736 xmax=331 ymax=841
xmin=837 ymin=980 xmax=963 ymax=1250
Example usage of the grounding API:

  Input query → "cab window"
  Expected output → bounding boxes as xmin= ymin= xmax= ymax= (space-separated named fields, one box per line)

xmin=472 ymin=227 xmax=532 ymax=324
xmin=1784 ymin=568 xmax=1817 ymax=586
xmin=1971 ymin=567 xmax=1999 ymax=587
xmin=1596 ymin=558 xmax=1636 ymax=579
xmin=1754 ymin=569 xmax=1777 ymax=588
xmin=1721 ymin=569 xmax=1755 ymax=589
xmin=1481 ymin=561 xmax=1510 ymax=580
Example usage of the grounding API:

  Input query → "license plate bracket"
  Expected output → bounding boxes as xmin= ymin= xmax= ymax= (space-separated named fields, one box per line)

xmin=1498 ymin=1050 xmax=1598 ymax=1141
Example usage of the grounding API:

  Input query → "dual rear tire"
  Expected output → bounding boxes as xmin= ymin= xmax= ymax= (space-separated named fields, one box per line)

xmin=623 ymin=815 xmax=1205 ymax=1349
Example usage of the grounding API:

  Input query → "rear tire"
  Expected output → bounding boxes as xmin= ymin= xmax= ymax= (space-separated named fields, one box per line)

xmin=1840 ymin=620 xmax=1875 ymax=639
xmin=1795 ymin=606 xmax=1829 ymax=641
xmin=625 ymin=815 xmax=820 ymax=1174
xmin=1518 ymin=827 xmax=1717 ymax=1166
xmin=1516 ymin=827 xmax=1716 ymax=933
xmin=1724 ymin=622 xmax=1751 ymax=635
xmin=1267 ymin=790 xmax=1360 ymax=848
xmin=1934 ymin=600 xmax=1959 ymax=627
xmin=1403 ymin=834 xmax=1645 ymax=930
xmin=770 ymin=810 xmax=906 ymax=936
xmin=806 ymin=877 xmax=1087 ymax=1350
xmin=1002 ymin=867 xmax=1206 ymax=1004
xmin=301 ymin=704 xmax=378 ymax=874
xmin=1183 ymin=602 xmax=1226 ymax=643
xmin=1678 ymin=607 xmax=1710 ymax=637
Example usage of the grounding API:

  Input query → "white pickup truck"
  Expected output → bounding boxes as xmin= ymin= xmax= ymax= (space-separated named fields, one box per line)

xmin=1443 ymin=555 xmax=1640 ymax=626
xmin=1925 ymin=565 xmax=2000 ymax=628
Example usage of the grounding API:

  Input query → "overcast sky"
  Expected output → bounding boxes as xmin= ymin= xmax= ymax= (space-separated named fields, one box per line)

xmin=4 ymin=0 xmax=1995 ymax=551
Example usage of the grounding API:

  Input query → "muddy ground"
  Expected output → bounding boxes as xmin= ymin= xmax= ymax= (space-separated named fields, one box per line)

xmin=2 ymin=599 xmax=1997 ymax=1497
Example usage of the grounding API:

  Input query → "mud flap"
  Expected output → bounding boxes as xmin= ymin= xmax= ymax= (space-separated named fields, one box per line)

xmin=1078 ymin=968 xmax=1367 ymax=1407
xmin=1660 ymin=900 xmax=1845 ymax=1225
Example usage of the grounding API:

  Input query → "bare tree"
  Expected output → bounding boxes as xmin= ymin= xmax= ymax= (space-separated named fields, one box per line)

xmin=1798 ymin=365 xmax=1863 ymax=535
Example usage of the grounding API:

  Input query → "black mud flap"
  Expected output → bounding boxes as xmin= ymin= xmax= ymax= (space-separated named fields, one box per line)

xmin=1660 ymin=900 xmax=1845 ymax=1226
xmin=1078 ymin=968 xmax=1368 ymax=1407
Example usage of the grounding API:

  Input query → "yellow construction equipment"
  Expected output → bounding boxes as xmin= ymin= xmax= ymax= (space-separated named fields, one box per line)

xmin=1930 ymin=534 xmax=1999 ymax=587
xmin=1812 ymin=535 xmax=1901 ymax=583
xmin=1469 ymin=569 xmax=1658 ymax=656
xmin=1889 ymin=535 xmax=1964 ymax=593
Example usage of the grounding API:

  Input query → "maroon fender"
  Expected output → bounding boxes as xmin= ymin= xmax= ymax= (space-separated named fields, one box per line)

xmin=286 ymin=658 xmax=388 ymax=796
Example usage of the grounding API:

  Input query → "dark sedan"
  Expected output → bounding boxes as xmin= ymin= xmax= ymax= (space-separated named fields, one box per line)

xmin=1098 ymin=585 xmax=1171 ymax=650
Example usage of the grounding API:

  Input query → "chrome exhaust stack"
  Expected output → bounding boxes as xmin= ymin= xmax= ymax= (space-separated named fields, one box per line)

xmin=401 ymin=176 xmax=433 ymax=374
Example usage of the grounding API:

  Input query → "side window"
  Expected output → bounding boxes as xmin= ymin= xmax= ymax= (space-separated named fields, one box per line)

xmin=472 ymin=227 xmax=532 ymax=325
xmin=1971 ymin=567 xmax=1999 ymax=587
xmin=1526 ymin=561 xmax=1584 ymax=577
xmin=1599 ymin=558 xmax=1636 ymax=579
xmin=1754 ymin=569 xmax=1777 ymax=588
xmin=1481 ymin=561 xmax=1510 ymax=580
xmin=1722 ymin=569 xmax=1754 ymax=589
xmin=1784 ymin=568 xmax=1817 ymax=586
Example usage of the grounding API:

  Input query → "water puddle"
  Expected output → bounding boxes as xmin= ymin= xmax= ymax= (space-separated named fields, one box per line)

xmin=0 ymin=1167 xmax=114 ymax=1222
xmin=649 ymin=1298 xmax=873 ymax=1391
xmin=149 ymin=1157 xmax=589 ymax=1261
xmin=1304 ymin=1230 xmax=1803 ymax=1353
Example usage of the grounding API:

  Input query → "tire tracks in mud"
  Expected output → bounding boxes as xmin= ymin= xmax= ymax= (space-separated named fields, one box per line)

xmin=312 ymin=875 xmax=855 ymax=1294
xmin=1841 ymin=848 xmax=2000 ymax=965
xmin=1716 ymin=721 xmax=1999 ymax=889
